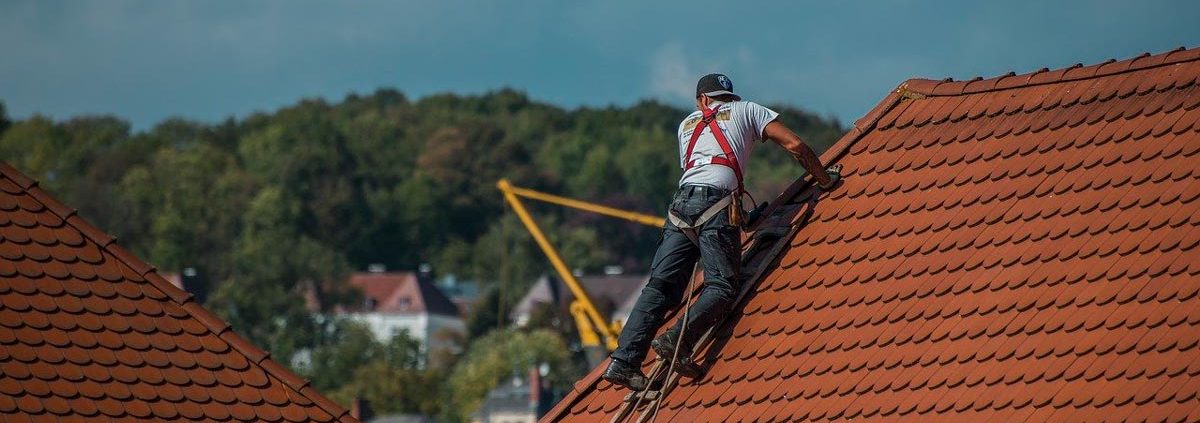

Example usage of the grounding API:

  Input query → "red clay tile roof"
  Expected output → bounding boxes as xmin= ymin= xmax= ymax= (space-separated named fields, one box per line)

xmin=543 ymin=46 xmax=1200 ymax=422
xmin=0 ymin=163 xmax=357 ymax=422
xmin=339 ymin=272 xmax=460 ymax=316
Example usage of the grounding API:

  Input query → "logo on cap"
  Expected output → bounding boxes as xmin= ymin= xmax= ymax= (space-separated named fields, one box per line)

xmin=717 ymin=75 xmax=732 ymax=90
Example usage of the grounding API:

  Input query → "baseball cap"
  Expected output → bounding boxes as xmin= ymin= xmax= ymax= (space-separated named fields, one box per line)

xmin=696 ymin=73 xmax=741 ymax=101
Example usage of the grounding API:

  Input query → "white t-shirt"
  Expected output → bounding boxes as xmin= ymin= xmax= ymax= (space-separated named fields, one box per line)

xmin=676 ymin=100 xmax=780 ymax=191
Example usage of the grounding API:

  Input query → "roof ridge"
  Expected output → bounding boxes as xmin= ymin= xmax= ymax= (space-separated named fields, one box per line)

xmin=414 ymin=273 xmax=460 ymax=317
xmin=0 ymin=161 xmax=356 ymax=423
xmin=758 ymin=88 xmax=907 ymax=217
xmin=901 ymin=45 xmax=1200 ymax=97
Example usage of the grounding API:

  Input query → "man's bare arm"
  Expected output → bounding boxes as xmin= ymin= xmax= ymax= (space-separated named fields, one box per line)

xmin=763 ymin=120 xmax=834 ymax=187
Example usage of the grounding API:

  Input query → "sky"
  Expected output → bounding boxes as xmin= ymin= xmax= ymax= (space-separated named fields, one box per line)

xmin=2 ymin=0 xmax=1199 ymax=131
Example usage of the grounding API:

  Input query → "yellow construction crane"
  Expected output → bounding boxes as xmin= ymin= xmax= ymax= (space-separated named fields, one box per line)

xmin=497 ymin=179 xmax=664 ymax=352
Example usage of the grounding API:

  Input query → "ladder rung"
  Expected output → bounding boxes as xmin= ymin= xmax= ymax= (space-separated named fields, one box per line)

xmin=623 ymin=390 xmax=660 ymax=403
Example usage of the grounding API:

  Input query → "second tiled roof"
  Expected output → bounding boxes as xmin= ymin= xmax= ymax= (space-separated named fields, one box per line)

xmin=0 ymin=163 xmax=357 ymax=422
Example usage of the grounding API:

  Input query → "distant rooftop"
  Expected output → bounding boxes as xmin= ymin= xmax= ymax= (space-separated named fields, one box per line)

xmin=338 ymin=271 xmax=460 ymax=317
xmin=511 ymin=274 xmax=647 ymax=325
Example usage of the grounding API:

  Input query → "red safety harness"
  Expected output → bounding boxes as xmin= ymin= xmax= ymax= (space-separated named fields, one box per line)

xmin=671 ymin=104 xmax=751 ymax=235
xmin=683 ymin=105 xmax=743 ymax=194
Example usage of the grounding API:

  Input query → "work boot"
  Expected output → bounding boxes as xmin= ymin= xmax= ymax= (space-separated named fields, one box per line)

xmin=651 ymin=329 xmax=683 ymax=359
xmin=651 ymin=329 xmax=701 ymax=378
xmin=602 ymin=358 xmax=648 ymax=391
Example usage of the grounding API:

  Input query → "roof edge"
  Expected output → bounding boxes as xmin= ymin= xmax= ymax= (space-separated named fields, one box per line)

xmin=541 ymin=359 xmax=609 ymax=420
xmin=903 ymin=45 xmax=1200 ymax=97
xmin=415 ymin=275 xmax=462 ymax=317
xmin=0 ymin=162 xmax=357 ymax=423
xmin=759 ymin=89 xmax=905 ymax=217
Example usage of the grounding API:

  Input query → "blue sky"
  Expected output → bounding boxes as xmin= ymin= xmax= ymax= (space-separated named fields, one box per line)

xmin=2 ymin=0 xmax=1198 ymax=130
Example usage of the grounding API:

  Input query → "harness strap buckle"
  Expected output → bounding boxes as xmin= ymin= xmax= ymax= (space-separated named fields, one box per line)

xmin=667 ymin=194 xmax=734 ymax=246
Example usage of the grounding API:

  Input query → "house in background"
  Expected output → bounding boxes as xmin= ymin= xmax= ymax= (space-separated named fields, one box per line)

xmin=333 ymin=270 xmax=465 ymax=359
xmin=470 ymin=366 xmax=557 ymax=423
xmin=609 ymin=282 xmax=643 ymax=329
xmin=434 ymin=272 xmax=481 ymax=317
xmin=510 ymin=272 xmax=649 ymax=366
xmin=510 ymin=273 xmax=647 ymax=329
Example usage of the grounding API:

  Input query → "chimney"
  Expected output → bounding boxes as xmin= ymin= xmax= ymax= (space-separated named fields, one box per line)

xmin=531 ymin=363 xmax=552 ymax=417
xmin=529 ymin=366 xmax=542 ymax=412
xmin=418 ymin=263 xmax=434 ymax=282
xmin=351 ymin=396 xmax=373 ymax=421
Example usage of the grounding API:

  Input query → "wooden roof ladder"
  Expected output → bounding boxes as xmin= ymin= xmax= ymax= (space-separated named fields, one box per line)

xmin=609 ymin=193 xmax=817 ymax=423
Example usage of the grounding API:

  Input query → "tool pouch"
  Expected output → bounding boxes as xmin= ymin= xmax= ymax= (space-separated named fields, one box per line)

xmin=728 ymin=193 xmax=745 ymax=228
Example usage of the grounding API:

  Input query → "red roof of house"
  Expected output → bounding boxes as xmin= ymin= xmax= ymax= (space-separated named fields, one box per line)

xmin=0 ymin=163 xmax=356 ymax=422
xmin=339 ymin=272 xmax=460 ymax=316
xmin=544 ymin=47 xmax=1200 ymax=422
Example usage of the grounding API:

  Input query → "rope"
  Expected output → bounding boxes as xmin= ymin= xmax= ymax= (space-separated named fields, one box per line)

xmin=647 ymin=263 xmax=699 ymax=423
xmin=622 ymin=262 xmax=699 ymax=422
xmin=625 ymin=364 xmax=651 ymax=413
xmin=616 ymin=188 xmax=813 ymax=423
xmin=625 ymin=192 xmax=747 ymax=422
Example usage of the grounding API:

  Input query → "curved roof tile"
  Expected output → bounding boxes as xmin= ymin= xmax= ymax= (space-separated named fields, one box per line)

xmin=0 ymin=163 xmax=357 ymax=423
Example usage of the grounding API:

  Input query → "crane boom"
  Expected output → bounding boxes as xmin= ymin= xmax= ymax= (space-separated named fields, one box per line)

xmin=502 ymin=182 xmax=665 ymax=227
xmin=497 ymin=179 xmax=663 ymax=352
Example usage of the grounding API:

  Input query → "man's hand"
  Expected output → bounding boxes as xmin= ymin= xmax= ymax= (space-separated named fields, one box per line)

xmin=819 ymin=163 xmax=842 ymax=190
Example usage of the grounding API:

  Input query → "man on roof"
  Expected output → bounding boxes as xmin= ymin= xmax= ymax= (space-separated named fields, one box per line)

xmin=603 ymin=73 xmax=841 ymax=390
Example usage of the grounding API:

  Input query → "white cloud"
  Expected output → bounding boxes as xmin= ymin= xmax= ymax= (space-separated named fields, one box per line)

xmin=648 ymin=42 xmax=769 ymax=105
xmin=648 ymin=43 xmax=698 ymax=104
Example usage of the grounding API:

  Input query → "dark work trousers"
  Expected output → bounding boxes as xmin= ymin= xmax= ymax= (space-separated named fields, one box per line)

xmin=611 ymin=184 xmax=741 ymax=366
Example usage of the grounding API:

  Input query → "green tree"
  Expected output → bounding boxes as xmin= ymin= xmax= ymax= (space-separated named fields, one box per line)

xmin=465 ymin=288 xmax=505 ymax=339
xmin=206 ymin=187 xmax=352 ymax=361
xmin=238 ymin=100 xmax=370 ymax=263
xmin=0 ymin=115 xmax=67 ymax=192
xmin=117 ymin=143 xmax=256 ymax=299
xmin=444 ymin=328 xmax=576 ymax=422
xmin=306 ymin=319 xmax=388 ymax=392
xmin=0 ymin=101 xmax=10 ymax=135
xmin=327 ymin=328 xmax=442 ymax=416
